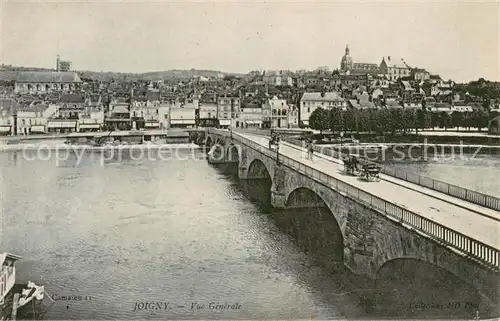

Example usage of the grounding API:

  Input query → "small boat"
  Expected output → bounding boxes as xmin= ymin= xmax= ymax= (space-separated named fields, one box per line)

xmin=0 ymin=253 xmax=54 ymax=320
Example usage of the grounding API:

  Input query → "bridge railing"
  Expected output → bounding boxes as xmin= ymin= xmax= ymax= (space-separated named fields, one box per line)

xmin=208 ymin=129 xmax=500 ymax=270
xmin=282 ymin=137 xmax=500 ymax=212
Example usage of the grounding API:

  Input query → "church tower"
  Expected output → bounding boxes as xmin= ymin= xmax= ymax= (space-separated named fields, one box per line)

xmin=340 ymin=44 xmax=353 ymax=71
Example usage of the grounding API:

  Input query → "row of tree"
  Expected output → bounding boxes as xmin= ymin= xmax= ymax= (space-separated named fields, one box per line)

xmin=308 ymin=107 xmax=497 ymax=135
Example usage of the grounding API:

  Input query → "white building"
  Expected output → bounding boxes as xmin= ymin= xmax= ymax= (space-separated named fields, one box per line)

xmin=288 ymin=104 xmax=299 ymax=128
xmin=379 ymin=56 xmax=411 ymax=81
xmin=78 ymin=110 xmax=104 ymax=132
xmin=266 ymin=96 xmax=289 ymax=128
xmin=131 ymin=101 xmax=161 ymax=130
xmin=157 ymin=104 xmax=170 ymax=129
xmin=14 ymin=71 xmax=82 ymax=94
xmin=0 ymin=111 xmax=13 ymax=135
xmin=199 ymin=103 xmax=218 ymax=127
xmin=169 ymin=107 xmax=196 ymax=128
xmin=16 ymin=104 xmax=54 ymax=135
xmin=431 ymin=80 xmax=454 ymax=96
xmin=217 ymin=96 xmax=240 ymax=128
xmin=239 ymin=105 xmax=263 ymax=128
xmin=299 ymin=92 xmax=346 ymax=127
xmin=0 ymin=253 xmax=22 ymax=304
xmin=263 ymin=71 xmax=293 ymax=87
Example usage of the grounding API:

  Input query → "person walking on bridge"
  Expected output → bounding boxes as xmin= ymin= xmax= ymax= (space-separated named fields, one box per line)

xmin=307 ymin=140 xmax=315 ymax=161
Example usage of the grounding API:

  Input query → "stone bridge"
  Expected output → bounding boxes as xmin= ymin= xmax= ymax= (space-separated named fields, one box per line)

xmin=204 ymin=129 xmax=500 ymax=317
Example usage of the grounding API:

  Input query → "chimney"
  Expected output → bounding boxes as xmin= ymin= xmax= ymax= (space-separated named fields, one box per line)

xmin=388 ymin=56 xmax=391 ymax=61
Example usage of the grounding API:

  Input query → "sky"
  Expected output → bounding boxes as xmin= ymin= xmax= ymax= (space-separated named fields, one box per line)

xmin=1 ymin=0 xmax=499 ymax=83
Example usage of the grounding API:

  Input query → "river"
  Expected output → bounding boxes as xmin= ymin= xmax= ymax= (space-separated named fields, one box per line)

xmin=389 ymin=154 xmax=500 ymax=196
xmin=0 ymin=147 xmax=365 ymax=320
xmin=0 ymin=145 xmax=498 ymax=319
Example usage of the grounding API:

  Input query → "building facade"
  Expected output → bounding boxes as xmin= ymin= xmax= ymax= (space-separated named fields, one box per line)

xmin=239 ymin=106 xmax=263 ymax=128
xmin=14 ymin=72 xmax=82 ymax=94
xmin=198 ymin=103 xmax=218 ymax=127
xmin=340 ymin=44 xmax=379 ymax=74
xmin=217 ymin=96 xmax=240 ymax=128
xmin=299 ymin=92 xmax=346 ymax=127
xmin=169 ymin=107 xmax=196 ymax=128
xmin=379 ymin=56 xmax=411 ymax=81
xmin=267 ymin=96 xmax=289 ymax=128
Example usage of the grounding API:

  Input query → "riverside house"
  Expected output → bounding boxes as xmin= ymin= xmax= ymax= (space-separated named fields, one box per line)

xmin=0 ymin=253 xmax=21 ymax=306
xmin=299 ymin=92 xmax=346 ymax=127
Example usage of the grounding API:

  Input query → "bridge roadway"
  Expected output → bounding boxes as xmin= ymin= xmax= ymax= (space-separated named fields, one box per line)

xmin=239 ymin=132 xmax=500 ymax=250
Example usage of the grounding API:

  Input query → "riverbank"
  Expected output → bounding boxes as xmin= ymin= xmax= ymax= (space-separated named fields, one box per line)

xmin=0 ymin=129 xmax=192 ymax=145
xmin=295 ymin=131 xmax=500 ymax=146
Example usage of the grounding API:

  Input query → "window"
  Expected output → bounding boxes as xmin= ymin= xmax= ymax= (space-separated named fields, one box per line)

xmin=307 ymin=107 xmax=310 ymax=113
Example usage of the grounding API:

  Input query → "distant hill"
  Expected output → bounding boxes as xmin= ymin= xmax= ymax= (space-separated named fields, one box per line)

xmin=78 ymin=69 xmax=243 ymax=81
xmin=0 ymin=65 xmax=243 ymax=82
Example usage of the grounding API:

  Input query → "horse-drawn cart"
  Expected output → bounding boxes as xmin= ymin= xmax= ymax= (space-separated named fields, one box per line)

xmin=269 ymin=132 xmax=280 ymax=150
xmin=360 ymin=163 xmax=381 ymax=182
xmin=343 ymin=154 xmax=360 ymax=176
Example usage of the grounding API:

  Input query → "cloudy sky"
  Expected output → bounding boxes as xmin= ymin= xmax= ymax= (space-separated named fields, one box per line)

xmin=1 ymin=0 xmax=498 ymax=82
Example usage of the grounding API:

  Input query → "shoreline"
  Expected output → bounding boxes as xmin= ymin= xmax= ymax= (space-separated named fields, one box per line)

xmin=0 ymin=142 xmax=201 ymax=151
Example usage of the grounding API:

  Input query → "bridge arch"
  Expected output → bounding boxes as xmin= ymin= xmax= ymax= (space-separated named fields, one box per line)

xmin=374 ymin=257 xmax=484 ymax=317
xmin=205 ymin=136 xmax=213 ymax=147
xmin=226 ymin=143 xmax=241 ymax=163
xmin=247 ymin=158 xmax=272 ymax=180
xmin=283 ymin=187 xmax=345 ymax=263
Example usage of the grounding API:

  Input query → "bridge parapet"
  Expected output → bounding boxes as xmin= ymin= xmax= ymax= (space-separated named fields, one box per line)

xmin=206 ymin=128 xmax=500 ymax=271
xmin=283 ymin=137 xmax=500 ymax=212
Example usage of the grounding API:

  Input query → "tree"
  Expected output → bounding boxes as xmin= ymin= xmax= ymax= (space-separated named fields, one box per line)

xmin=472 ymin=110 xmax=490 ymax=131
xmin=451 ymin=111 xmax=464 ymax=131
xmin=309 ymin=107 xmax=329 ymax=133
xmin=438 ymin=111 xmax=452 ymax=131
xmin=376 ymin=108 xmax=393 ymax=134
xmin=416 ymin=109 xmax=425 ymax=133
xmin=357 ymin=109 xmax=372 ymax=133
xmin=490 ymin=110 xmax=500 ymax=119
xmin=402 ymin=108 xmax=416 ymax=134
xmin=343 ymin=108 xmax=356 ymax=133
xmin=328 ymin=108 xmax=343 ymax=134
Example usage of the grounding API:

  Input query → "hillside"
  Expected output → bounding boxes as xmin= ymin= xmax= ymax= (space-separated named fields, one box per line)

xmin=0 ymin=66 xmax=243 ymax=82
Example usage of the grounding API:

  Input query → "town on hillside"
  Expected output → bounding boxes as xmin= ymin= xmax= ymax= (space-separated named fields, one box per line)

xmin=1 ymin=47 xmax=500 ymax=137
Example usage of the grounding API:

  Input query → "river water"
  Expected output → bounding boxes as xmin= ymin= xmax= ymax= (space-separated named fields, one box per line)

xmin=0 ymin=145 xmax=498 ymax=319
xmin=389 ymin=154 xmax=500 ymax=196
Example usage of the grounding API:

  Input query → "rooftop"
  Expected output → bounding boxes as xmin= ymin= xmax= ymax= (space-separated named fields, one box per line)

xmin=15 ymin=71 xmax=82 ymax=83
xmin=59 ymin=94 xmax=85 ymax=103
xmin=301 ymin=92 xmax=343 ymax=102
xmin=382 ymin=56 xmax=409 ymax=69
